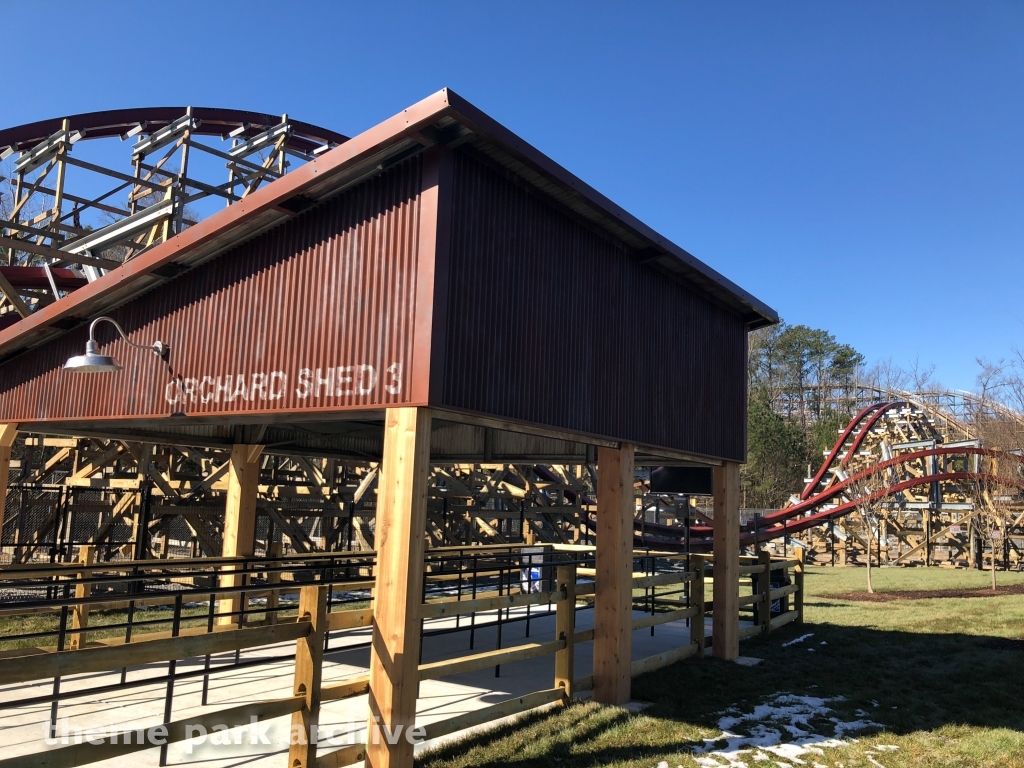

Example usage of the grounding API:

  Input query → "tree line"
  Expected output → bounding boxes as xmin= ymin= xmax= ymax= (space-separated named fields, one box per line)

xmin=744 ymin=322 xmax=864 ymax=509
xmin=743 ymin=321 xmax=1024 ymax=510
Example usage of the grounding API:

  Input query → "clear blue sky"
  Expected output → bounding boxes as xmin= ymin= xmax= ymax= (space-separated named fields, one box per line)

xmin=5 ymin=2 xmax=1022 ymax=392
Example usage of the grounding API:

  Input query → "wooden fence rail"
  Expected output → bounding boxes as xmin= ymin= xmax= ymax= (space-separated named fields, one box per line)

xmin=0 ymin=621 xmax=309 ymax=685
xmin=0 ymin=551 xmax=805 ymax=768
xmin=0 ymin=696 xmax=306 ymax=768
xmin=737 ymin=549 xmax=805 ymax=641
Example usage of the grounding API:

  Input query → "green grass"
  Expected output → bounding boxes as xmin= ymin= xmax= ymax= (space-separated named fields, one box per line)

xmin=0 ymin=596 xmax=370 ymax=652
xmin=0 ymin=605 xmax=226 ymax=651
xmin=418 ymin=566 xmax=1024 ymax=768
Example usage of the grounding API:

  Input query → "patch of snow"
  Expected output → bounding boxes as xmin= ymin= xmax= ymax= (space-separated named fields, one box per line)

xmin=689 ymin=693 xmax=881 ymax=768
xmin=735 ymin=656 xmax=765 ymax=667
xmin=820 ymin=641 xmax=827 ymax=645
xmin=781 ymin=633 xmax=815 ymax=648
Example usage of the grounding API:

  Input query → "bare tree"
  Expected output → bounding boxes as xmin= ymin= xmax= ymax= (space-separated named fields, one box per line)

xmin=865 ymin=357 xmax=911 ymax=396
xmin=845 ymin=457 xmax=891 ymax=594
xmin=1004 ymin=349 xmax=1024 ymax=415
xmin=909 ymin=356 xmax=937 ymax=392
xmin=978 ymin=455 xmax=1023 ymax=590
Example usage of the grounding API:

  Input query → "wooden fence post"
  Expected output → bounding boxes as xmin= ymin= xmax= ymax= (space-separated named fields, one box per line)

xmin=554 ymin=563 xmax=577 ymax=699
xmin=70 ymin=545 xmax=96 ymax=650
xmin=757 ymin=551 xmax=771 ymax=637
xmin=289 ymin=584 xmax=328 ymax=768
xmin=794 ymin=548 xmax=805 ymax=625
xmin=690 ymin=554 xmax=706 ymax=656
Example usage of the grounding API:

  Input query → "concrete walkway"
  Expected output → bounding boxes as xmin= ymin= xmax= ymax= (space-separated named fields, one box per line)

xmin=0 ymin=603 xmax=723 ymax=767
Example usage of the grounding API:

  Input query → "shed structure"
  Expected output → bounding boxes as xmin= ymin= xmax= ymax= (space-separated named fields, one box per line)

xmin=0 ymin=89 xmax=776 ymax=768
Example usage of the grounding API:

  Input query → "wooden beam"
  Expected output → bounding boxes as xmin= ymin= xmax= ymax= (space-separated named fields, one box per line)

xmin=690 ymin=553 xmax=707 ymax=656
xmin=0 ymin=423 xmax=17 ymax=549
xmin=419 ymin=586 xmax=563 ymax=620
xmin=69 ymin=545 xmax=96 ymax=650
xmin=365 ymin=407 xmax=431 ymax=768
xmin=630 ymin=641 xmax=698 ymax=676
xmin=712 ymin=462 xmax=740 ymax=660
xmin=421 ymin=687 xmax=564 ymax=742
xmin=554 ymin=564 xmax=577 ymax=699
xmin=218 ymin=444 xmax=264 ymax=625
xmin=0 ymin=695 xmax=304 ymax=768
xmin=594 ymin=443 xmax=634 ymax=706
xmin=794 ymin=548 xmax=805 ymax=624
xmin=0 ymin=622 xmax=308 ymax=685
xmin=321 ymin=674 xmax=371 ymax=702
xmin=130 ymin=443 xmax=153 ymax=561
xmin=417 ymin=638 xmax=564 ymax=680
xmin=0 ymin=269 xmax=30 ymax=316
xmin=289 ymin=585 xmax=327 ymax=768
xmin=756 ymin=549 xmax=771 ymax=636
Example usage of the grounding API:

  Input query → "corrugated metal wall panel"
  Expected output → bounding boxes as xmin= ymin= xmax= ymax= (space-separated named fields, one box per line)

xmin=0 ymin=158 xmax=423 ymax=422
xmin=440 ymin=151 xmax=747 ymax=461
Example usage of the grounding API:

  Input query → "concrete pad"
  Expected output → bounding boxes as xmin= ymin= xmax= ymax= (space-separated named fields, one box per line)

xmin=0 ymin=604 xmax=745 ymax=766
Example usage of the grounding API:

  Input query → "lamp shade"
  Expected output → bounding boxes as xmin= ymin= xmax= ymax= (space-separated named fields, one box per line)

xmin=64 ymin=340 xmax=123 ymax=373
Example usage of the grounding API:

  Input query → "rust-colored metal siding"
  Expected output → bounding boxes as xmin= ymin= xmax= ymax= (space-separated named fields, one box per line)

xmin=438 ymin=151 xmax=748 ymax=462
xmin=0 ymin=158 xmax=423 ymax=422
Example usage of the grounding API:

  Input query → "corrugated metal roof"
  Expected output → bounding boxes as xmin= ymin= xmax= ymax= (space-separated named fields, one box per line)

xmin=0 ymin=88 xmax=776 ymax=364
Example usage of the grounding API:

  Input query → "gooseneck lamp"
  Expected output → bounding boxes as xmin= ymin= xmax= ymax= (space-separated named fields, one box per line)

xmin=64 ymin=316 xmax=169 ymax=373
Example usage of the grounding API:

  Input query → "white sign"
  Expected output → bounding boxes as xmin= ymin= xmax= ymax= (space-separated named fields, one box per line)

xmin=164 ymin=362 xmax=403 ymax=406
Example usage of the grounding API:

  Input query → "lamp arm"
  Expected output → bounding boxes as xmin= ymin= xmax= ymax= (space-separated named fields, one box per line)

xmin=89 ymin=316 xmax=168 ymax=356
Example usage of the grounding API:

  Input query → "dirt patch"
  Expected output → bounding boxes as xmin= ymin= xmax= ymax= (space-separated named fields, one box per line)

xmin=826 ymin=582 xmax=1024 ymax=602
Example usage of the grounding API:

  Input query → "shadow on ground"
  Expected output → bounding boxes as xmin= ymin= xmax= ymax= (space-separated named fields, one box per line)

xmin=415 ymin=618 xmax=1024 ymax=767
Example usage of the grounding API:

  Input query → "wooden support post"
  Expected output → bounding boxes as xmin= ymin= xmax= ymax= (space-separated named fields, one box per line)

xmin=794 ymin=548 xmax=805 ymax=625
xmin=923 ymin=508 xmax=932 ymax=567
xmin=690 ymin=553 xmax=706 ymax=655
xmin=757 ymin=550 xmax=771 ymax=636
xmin=218 ymin=444 xmax=264 ymax=626
xmin=594 ymin=443 xmax=634 ymax=706
xmin=70 ymin=544 xmax=96 ymax=650
xmin=0 ymin=423 xmax=17 ymax=552
xmin=523 ymin=515 xmax=536 ymax=546
xmin=554 ymin=563 xmax=577 ymax=699
xmin=267 ymin=541 xmax=282 ymax=625
xmin=365 ymin=408 xmax=431 ymax=768
xmin=289 ymin=584 xmax=328 ymax=768
xmin=131 ymin=443 xmax=154 ymax=562
xmin=712 ymin=462 xmax=740 ymax=661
